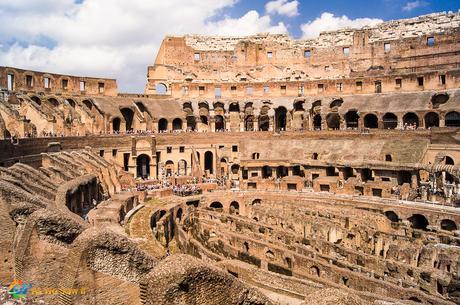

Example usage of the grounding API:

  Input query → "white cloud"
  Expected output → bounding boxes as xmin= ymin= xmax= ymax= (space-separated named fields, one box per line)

xmin=265 ymin=0 xmax=299 ymax=17
xmin=300 ymin=12 xmax=383 ymax=39
xmin=204 ymin=11 xmax=288 ymax=35
xmin=402 ymin=1 xmax=429 ymax=12
xmin=0 ymin=0 xmax=288 ymax=92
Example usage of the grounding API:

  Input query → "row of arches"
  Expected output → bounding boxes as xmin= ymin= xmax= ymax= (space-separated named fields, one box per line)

xmin=137 ymin=111 xmax=460 ymax=133
xmin=316 ymin=111 xmax=460 ymax=130
xmin=384 ymin=211 xmax=458 ymax=231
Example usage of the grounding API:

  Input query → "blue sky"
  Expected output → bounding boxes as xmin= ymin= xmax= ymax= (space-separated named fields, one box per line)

xmin=0 ymin=0 xmax=458 ymax=92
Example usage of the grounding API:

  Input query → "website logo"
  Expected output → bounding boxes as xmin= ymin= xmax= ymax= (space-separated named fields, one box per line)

xmin=7 ymin=279 xmax=32 ymax=299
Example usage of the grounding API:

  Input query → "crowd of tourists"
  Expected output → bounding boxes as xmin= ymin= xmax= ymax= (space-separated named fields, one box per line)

xmin=172 ymin=184 xmax=203 ymax=196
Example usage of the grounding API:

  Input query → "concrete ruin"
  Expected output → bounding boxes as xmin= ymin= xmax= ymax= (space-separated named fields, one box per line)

xmin=0 ymin=11 xmax=460 ymax=305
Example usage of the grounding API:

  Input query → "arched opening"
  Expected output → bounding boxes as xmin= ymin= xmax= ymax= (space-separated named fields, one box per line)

xmin=229 ymin=103 xmax=240 ymax=112
xmin=210 ymin=201 xmax=223 ymax=211
xmin=403 ymin=112 xmax=419 ymax=128
xmin=276 ymin=166 xmax=288 ymax=178
xmin=156 ymin=83 xmax=167 ymax=94
xmin=66 ymin=99 xmax=76 ymax=108
xmin=326 ymin=113 xmax=340 ymax=130
xmin=285 ymin=257 xmax=293 ymax=269
xmin=245 ymin=115 xmax=254 ymax=131
xmin=47 ymin=98 xmax=59 ymax=107
xmin=440 ymin=219 xmax=457 ymax=231
xmin=230 ymin=201 xmax=239 ymax=214
xmin=82 ymin=99 xmax=93 ymax=110
xmin=424 ymin=112 xmax=439 ymax=128
xmin=252 ymin=199 xmax=261 ymax=205
xmin=136 ymin=154 xmax=150 ymax=179
xmin=313 ymin=114 xmax=322 ymax=130
xmin=172 ymin=118 xmax=183 ymax=131
xmin=445 ymin=111 xmax=460 ymax=127
xmin=176 ymin=208 xmax=183 ymax=221
xmin=231 ymin=164 xmax=240 ymax=174
xmin=408 ymin=214 xmax=429 ymax=230
xmin=252 ymin=153 xmax=260 ymax=160
xmin=385 ymin=211 xmax=399 ymax=222
xmin=383 ymin=113 xmax=398 ymax=129
xmin=215 ymin=115 xmax=225 ymax=131
xmin=178 ymin=159 xmax=187 ymax=176
xmin=158 ymin=118 xmax=168 ymax=132
xmin=121 ymin=108 xmax=134 ymax=131
xmin=186 ymin=116 xmax=196 ymax=131
xmin=262 ymin=166 xmax=272 ymax=178
xmin=200 ymin=115 xmax=208 ymax=125
xmin=259 ymin=115 xmax=269 ymax=131
xmin=444 ymin=156 xmax=454 ymax=165
xmin=30 ymin=96 xmax=41 ymax=105
xmin=112 ymin=117 xmax=121 ymax=132
xmin=164 ymin=160 xmax=174 ymax=177
xmin=275 ymin=107 xmax=287 ymax=131
xmin=294 ymin=101 xmax=304 ymax=112
xmin=345 ymin=110 xmax=359 ymax=129
xmin=204 ymin=151 xmax=213 ymax=175
xmin=243 ymin=241 xmax=249 ymax=252
xmin=364 ymin=114 xmax=378 ymax=129
xmin=431 ymin=93 xmax=449 ymax=108
xmin=310 ymin=266 xmax=320 ymax=277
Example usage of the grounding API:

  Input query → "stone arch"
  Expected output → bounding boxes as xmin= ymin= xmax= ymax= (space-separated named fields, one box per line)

xmin=186 ymin=116 xmax=196 ymax=131
xmin=82 ymin=99 xmax=93 ymax=110
xmin=383 ymin=113 xmax=398 ymax=129
xmin=215 ymin=115 xmax=225 ymax=131
xmin=330 ymin=99 xmax=343 ymax=109
xmin=313 ymin=114 xmax=322 ymax=130
xmin=231 ymin=164 xmax=240 ymax=174
xmin=30 ymin=95 xmax=42 ymax=105
xmin=440 ymin=219 xmax=457 ymax=231
xmin=252 ymin=199 xmax=261 ymax=205
xmin=444 ymin=156 xmax=454 ymax=165
xmin=310 ymin=265 xmax=320 ymax=277
xmin=245 ymin=115 xmax=254 ymax=131
xmin=229 ymin=102 xmax=240 ymax=112
xmin=344 ymin=110 xmax=359 ymax=129
xmin=326 ymin=113 xmax=340 ymax=130
xmin=293 ymin=100 xmax=304 ymax=111
xmin=210 ymin=201 xmax=223 ymax=211
xmin=121 ymin=108 xmax=134 ymax=131
xmin=172 ymin=118 xmax=183 ymax=131
xmin=275 ymin=107 xmax=287 ymax=131
xmin=48 ymin=97 xmax=60 ymax=107
xmin=403 ymin=112 xmax=419 ymax=128
xmin=445 ymin=111 xmax=460 ymax=127
xmin=158 ymin=118 xmax=168 ymax=131
xmin=230 ymin=201 xmax=239 ymax=215
xmin=262 ymin=166 xmax=272 ymax=178
xmin=252 ymin=152 xmax=260 ymax=160
xmin=424 ymin=112 xmax=439 ymax=128
xmin=164 ymin=160 xmax=174 ymax=176
xmin=384 ymin=211 xmax=399 ymax=222
xmin=136 ymin=154 xmax=150 ymax=179
xmin=431 ymin=93 xmax=449 ymax=109
xmin=276 ymin=166 xmax=288 ymax=178
xmin=156 ymin=83 xmax=167 ymax=94
xmin=112 ymin=117 xmax=121 ymax=132
xmin=364 ymin=113 xmax=378 ymax=129
xmin=204 ymin=151 xmax=213 ymax=175
xmin=66 ymin=98 xmax=76 ymax=108
xmin=176 ymin=208 xmax=183 ymax=222
xmin=408 ymin=214 xmax=429 ymax=230
xmin=258 ymin=115 xmax=269 ymax=131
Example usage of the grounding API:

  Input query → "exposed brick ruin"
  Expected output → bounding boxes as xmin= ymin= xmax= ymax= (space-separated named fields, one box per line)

xmin=0 ymin=11 xmax=460 ymax=305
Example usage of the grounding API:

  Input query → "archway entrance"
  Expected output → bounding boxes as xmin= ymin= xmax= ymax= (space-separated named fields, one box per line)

xmin=215 ymin=115 xmax=225 ymax=131
xmin=403 ymin=113 xmax=419 ymax=128
xmin=383 ymin=113 xmax=398 ymax=129
xmin=313 ymin=114 xmax=321 ymax=130
xmin=121 ymin=108 xmax=134 ymax=131
xmin=112 ymin=117 xmax=121 ymax=132
xmin=275 ymin=107 xmax=287 ymax=131
xmin=158 ymin=118 xmax=168 ymax=132
xmin=364 ymin=114 xmax=378 ymax=129
xmin=172 ymin=118 xmax=183 ymax=131
xmin=424 ymin=112 xmax=439 ymax=128
xmin=326 ymin=113 xmax=340 ymax=130
xmin=136 ymin=154 xmax=150 ymax=178
xmin=259 ymin=115 xmax=269 ymax=131
xmin=205 ymin=151 xmax=213 ymax=175
xmin=445 ymin=111 xmax=460 ymax=127
xmin=345 ymin=111 xmax=359 ymax=129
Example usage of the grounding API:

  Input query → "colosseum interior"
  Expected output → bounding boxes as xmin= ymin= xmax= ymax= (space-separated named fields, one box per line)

xmin=1 ymin=11 xmax=460 ymax=305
